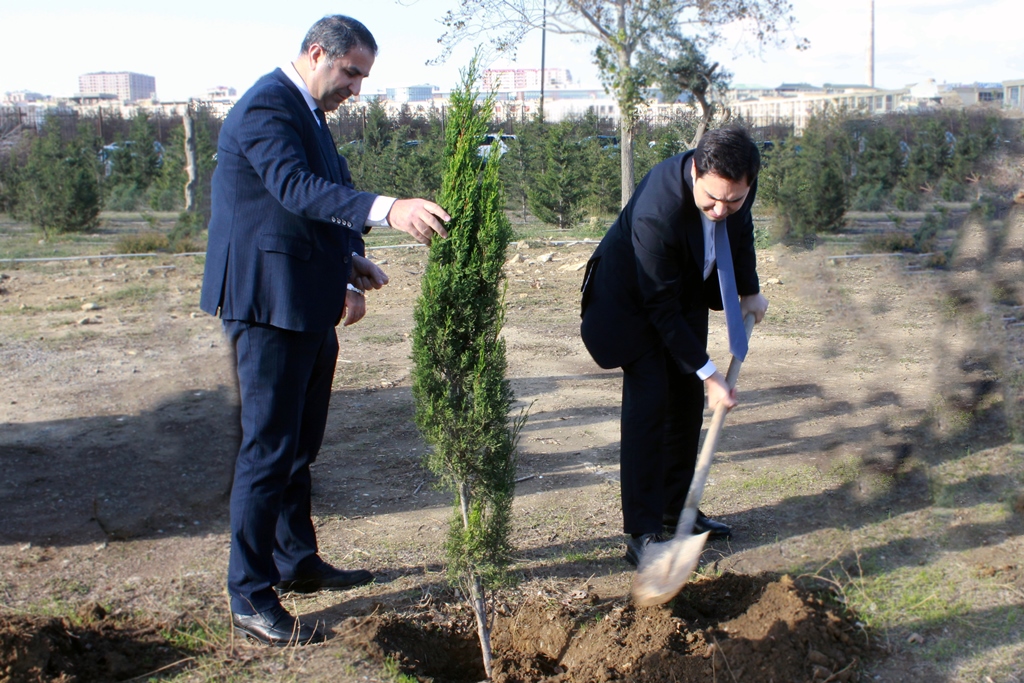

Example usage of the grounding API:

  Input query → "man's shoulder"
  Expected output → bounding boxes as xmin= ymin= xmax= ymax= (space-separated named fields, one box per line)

xmin=635 ymin=152 xmax=692 ymax=204
xmin=639 ymin=152 xmax=691 ymax=195
xmin=238 ymin=70 xmax=296 ymax=104
xmin=224 ymin=70 xmax=302 ymax=131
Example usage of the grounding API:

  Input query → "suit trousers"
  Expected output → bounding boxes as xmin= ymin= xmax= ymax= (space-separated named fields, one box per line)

xmin=620 ymin=343 xmax=706 ymax=535
xmin=223 ymin=320 xmax=338 ymax=615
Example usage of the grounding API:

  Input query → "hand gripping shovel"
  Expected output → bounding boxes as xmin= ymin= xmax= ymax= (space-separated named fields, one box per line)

xmin=632 ymin=313 xmax=757 ymax=607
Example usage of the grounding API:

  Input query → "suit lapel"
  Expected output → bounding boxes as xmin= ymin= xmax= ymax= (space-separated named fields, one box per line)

xmin=681 ymin=156 xmax=705 ymax=273
xmin=313 ymin=111 xmax=342 ymax=183
xmin=271 ymin=69 xmax=341 ymax=183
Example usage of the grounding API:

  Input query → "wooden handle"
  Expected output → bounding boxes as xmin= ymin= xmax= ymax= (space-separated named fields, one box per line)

xmin=675 ymin=313 xmax=757 ymax=536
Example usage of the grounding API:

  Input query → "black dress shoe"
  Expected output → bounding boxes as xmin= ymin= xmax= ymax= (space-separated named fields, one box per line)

xmin=275 ymin=562 xmax=374 ymax=595
xmin=693 ymin=511 xmax=732 ymax=539
xmin=663 ymin=510 xmax=732 ymax=539
xmin=624 ymin=532 xmax=666 ymax=567
xmin=232 ymin=606 xmax=325 ymax=646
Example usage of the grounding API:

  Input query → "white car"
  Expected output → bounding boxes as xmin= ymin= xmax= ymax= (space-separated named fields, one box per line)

xmin=477 ymin=134 xmax=516 ymax=159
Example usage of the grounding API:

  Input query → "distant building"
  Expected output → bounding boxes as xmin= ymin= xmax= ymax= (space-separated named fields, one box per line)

xmin=78 ymin=72 xmax=157 ymax=103
xmin=727 ymin=83 xmax=902 ymax=132
xmin=67 ymin=92 xmax=120 ymax=107
xmin=385 ymin=85 xmax=435 ymax=103
xmin=3 ymin=90 xmax=47 ymax=104
xmin=482 ymin=68 xmax=573 ymax=92
xmin=1003 ymin=78 xmax=1024 ymax=112
xmin=941 ymin=83 xmax=1004 ymax=107
xmin=206 ymin=86 xmax=237 ymax=100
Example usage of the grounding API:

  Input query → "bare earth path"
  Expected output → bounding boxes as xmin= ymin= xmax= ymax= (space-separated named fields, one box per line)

xmin=1 ymin=208 xmax=1022 ymax=681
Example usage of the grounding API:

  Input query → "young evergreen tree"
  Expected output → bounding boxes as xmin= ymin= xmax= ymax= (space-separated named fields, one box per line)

xmin=500 ymin=116 xmax=543 ymax=223
xmin=411 ymin=60 xmax=522 ymax=679
xmin=0 ymin=150 xmax=23 ymax=215
xmin=528 ymin=118 xmax=588 ymax=230
xmin=773 ymin=113 xmax=849 ymax=241
xmin=18 ymin=117 xmax=101 ymax=236
xmin=104 ymin=112 xmax=162 ymax=211
xmin=348 ymin=99 xmax=401 ymax=196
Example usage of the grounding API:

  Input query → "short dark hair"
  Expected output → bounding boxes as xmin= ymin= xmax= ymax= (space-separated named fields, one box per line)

xmin=300 ymin=15 xmax=378 ymax=63
xmin=693 ymin=125 xmax=760 ymax=185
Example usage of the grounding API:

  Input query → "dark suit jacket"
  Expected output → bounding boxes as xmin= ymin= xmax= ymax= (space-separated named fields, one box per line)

xmin=580 ymin=150 xmax=760 ymax=372
xmin=201 ymin=68 xmax=376 ymax=332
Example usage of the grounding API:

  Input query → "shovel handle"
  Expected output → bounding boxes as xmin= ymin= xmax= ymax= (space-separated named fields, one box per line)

xmin=676 ymin=313 xmax=756 ymax=537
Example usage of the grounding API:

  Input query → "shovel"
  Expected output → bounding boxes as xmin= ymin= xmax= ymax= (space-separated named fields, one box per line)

xmin=632 ymin=312 xmax=757 ymax=607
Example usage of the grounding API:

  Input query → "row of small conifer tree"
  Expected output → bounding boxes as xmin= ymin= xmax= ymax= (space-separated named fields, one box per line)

xmin=0 ymin=100 xmax=1008 ymax=245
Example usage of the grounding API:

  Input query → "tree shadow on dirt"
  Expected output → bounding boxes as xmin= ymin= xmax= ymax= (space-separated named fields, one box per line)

xmin=0 ymin=381 xmax=451 ymax=547
xmin=0 ymin=385 xmax=242 ymax=547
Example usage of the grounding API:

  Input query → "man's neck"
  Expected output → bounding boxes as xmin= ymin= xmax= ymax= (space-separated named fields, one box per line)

xmin=282 ymin=60 xmax=319 ymax=115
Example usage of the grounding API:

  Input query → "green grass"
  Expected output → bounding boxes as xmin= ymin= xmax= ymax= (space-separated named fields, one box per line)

xmin=826 ymin=456 xmax=861 ymax=484
xmin=562 ymin=548 xmax=599 ymax=564
xmin=845 ymin=564 xmax=971 ymax=631
xmin=382 ymin=654 xmax=419 ymax=683
xmin=99 ymin=283 xmax=165 ymax=304
xmin=740 ymin=465 xmax=820 ymax=497
xmin=0 ymin=211 xmax=193 ymax=261
xmin=161 ymin=617 xmax=230 ymax=652
xmin=360 ymin=332 xmax=405 ymax=345
xmin=44 ymin=300 xmax=87 ymax=312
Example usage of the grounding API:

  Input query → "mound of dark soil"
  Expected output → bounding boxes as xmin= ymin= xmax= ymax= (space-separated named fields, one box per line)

xmin=0 ymin=605 xmax=188 ymax=683
xmin=346 ymin=573 xmax=871 ymax=683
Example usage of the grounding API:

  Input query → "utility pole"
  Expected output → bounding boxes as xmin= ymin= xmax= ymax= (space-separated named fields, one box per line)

xmin=867 ymin=0 xmax=875 ymax=88
xmin=539 ymin=0 xmax=547 ymax=121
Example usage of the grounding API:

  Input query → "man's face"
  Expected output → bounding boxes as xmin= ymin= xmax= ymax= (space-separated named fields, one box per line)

xmin=306 ymin=43 xmax=375 ymax=112
xmin=690 ymin=162 xmax=751 ymax=222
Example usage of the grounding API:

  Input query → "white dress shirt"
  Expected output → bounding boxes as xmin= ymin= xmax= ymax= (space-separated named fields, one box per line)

xmin=695 ymin=212 xmax=720 ymax=381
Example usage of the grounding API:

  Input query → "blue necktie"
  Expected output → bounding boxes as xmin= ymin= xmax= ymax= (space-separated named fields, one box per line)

xmin=714 ymin=221 xmax=748 ymax=362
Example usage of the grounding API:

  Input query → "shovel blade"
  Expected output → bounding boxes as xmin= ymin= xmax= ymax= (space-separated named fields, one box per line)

xmin=631 ymin=531 xmax=710 ymax=607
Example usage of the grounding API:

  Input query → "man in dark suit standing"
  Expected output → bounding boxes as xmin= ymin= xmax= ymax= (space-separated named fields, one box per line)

xmin=580 ymin=126 xmax=768 ymax=567
xmin=201 ymin=15 xmax=449 ymax=646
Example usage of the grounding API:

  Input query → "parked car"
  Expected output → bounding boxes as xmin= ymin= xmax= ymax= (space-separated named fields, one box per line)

xmin=477 ymin=134 xmax=516 ymax=159
xmin=581 ymin=135 xmax=619 ymax=150
xmin=98 ymin=140 xmax=165 ymax=176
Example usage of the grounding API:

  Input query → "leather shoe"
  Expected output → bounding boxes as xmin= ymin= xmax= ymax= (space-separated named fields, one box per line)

xmin=624 ymin=532 xmax=666 ymax=567
xmin=232 ymin=606 xmax=325 ymax=646
xmin=663 ymin=510 xmax=732 ymax=539
xmin=275 ymin=561 xmax=374 ymax=595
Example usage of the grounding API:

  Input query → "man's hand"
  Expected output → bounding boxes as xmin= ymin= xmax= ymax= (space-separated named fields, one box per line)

xmin=349 ymin=253 xmax=389 ymax=291
xmin=387 ymin=198 xmax=450 ymax=245
xmin=341 ymin=289 xmax=366 ymax=326
xmin=705 ymin=371 xmax=737 ymax=411
xmin=740 ymin=292 xmax=769 ymax=324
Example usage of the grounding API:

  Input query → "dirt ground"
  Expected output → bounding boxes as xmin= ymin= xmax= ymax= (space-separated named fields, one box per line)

xmin=1 ymin=201 xmax=1023 ymax=682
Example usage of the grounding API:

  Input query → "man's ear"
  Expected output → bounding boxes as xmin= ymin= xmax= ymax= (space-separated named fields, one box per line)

xmin=307 ymin=44 xmax=327 ymax=70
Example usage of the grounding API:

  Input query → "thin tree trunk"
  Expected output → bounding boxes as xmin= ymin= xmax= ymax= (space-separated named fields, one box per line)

xmin=617 ymin=38 xmax=636 ymax=208
xmin=183 ymin=102 xmax=197 ymax=212
xmin=459 ymin=483 xmax=494 ymax=679
xmin=470 ymin=573 xmax=493 ymax=679
xmin=690 ymin=93 xmax=711 ymax=148
xmin=620 ymin=114 xmax=635 ymax=208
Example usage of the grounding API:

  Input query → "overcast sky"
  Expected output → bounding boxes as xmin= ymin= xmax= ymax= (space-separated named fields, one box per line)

xmin=1 ymin=0 xmax=1021 ymax=101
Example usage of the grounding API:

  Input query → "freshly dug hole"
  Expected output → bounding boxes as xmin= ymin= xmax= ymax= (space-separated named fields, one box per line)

xmin=350 ymin=573 xmax=870 ymax=683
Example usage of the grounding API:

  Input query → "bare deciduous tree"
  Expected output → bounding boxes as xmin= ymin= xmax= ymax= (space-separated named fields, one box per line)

xmin=432 ymin=0 xmax=806 ymax=206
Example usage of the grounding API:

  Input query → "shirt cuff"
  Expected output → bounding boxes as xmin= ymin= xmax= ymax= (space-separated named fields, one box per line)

xmin=695 ymin=360 xmax=717 ymax=381
xmin=366 ymin=196 xmax=396 ymax=228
